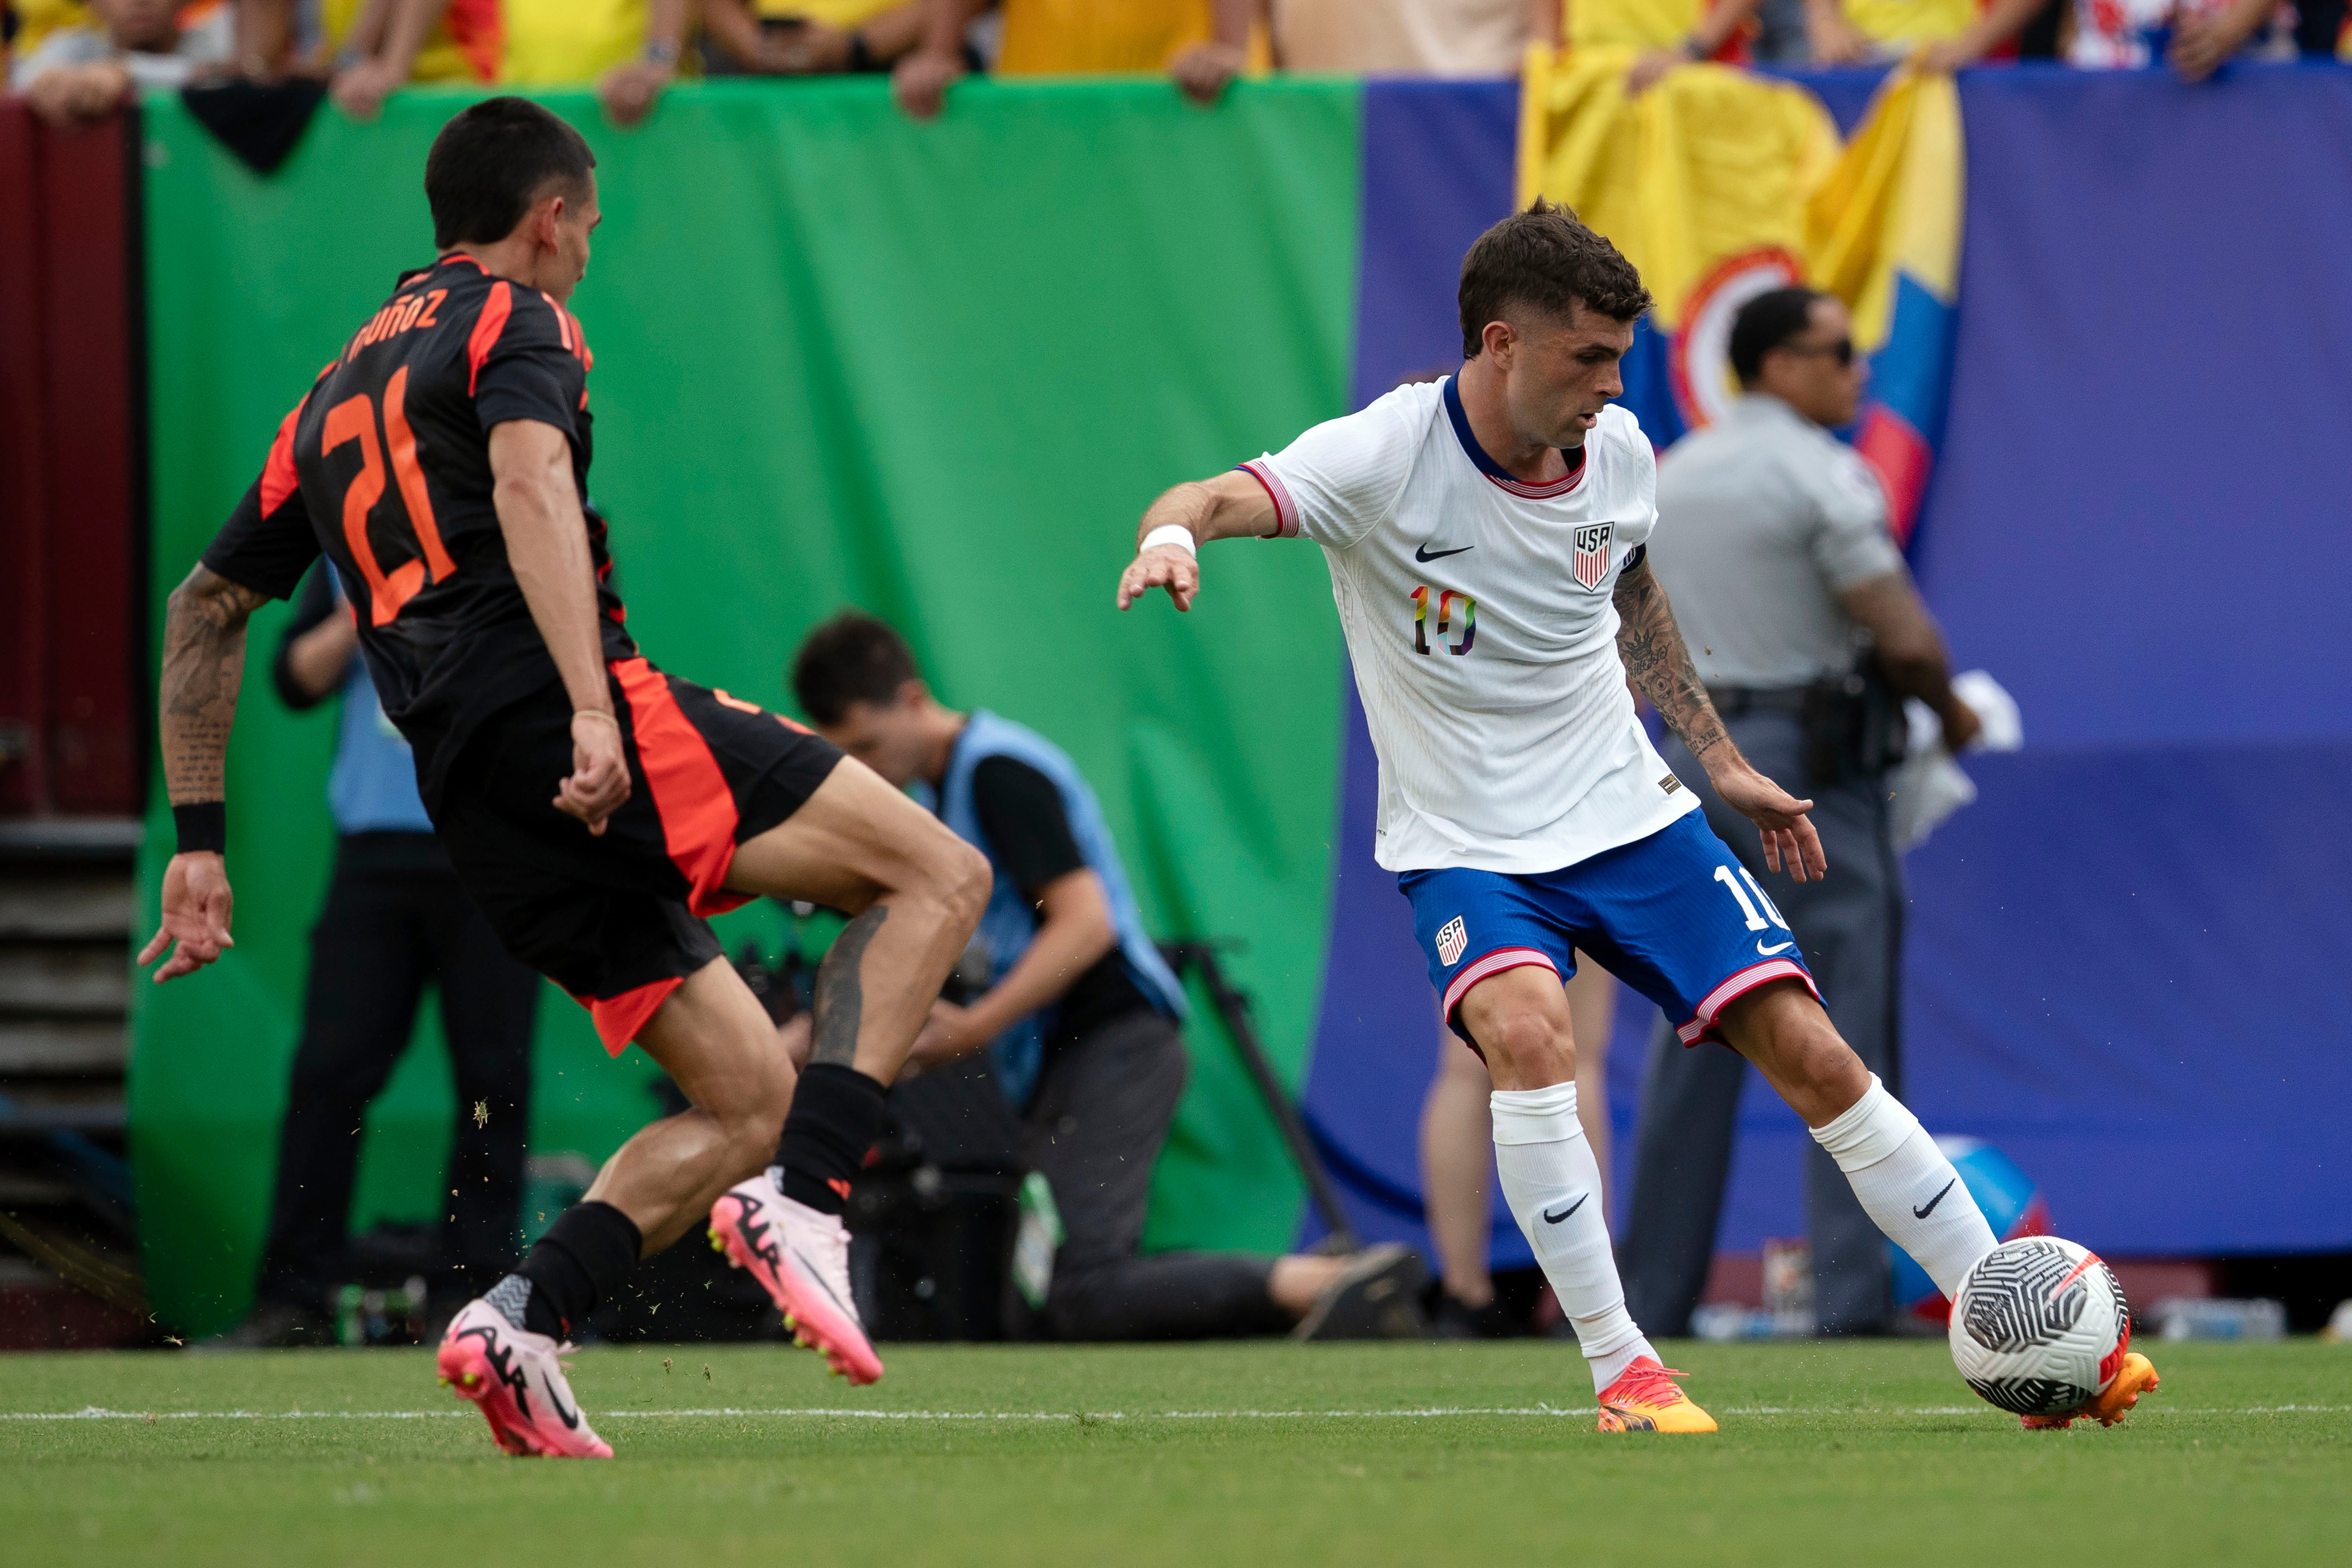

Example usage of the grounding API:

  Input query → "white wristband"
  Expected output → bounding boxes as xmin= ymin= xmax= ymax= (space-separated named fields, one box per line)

xmin=1142 ymin=524 xmax=1197 ymax=557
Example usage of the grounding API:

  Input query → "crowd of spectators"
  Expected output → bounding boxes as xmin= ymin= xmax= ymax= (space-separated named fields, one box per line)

xmin=6 ymin=0 xmax=2346 ymax=130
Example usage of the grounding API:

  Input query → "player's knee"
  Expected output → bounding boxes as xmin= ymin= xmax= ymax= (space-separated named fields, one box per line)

xmin=1786 ymin=1022 xmax=1869 ymax=1111
xmin=1479 ymin=1006 xmax=1576 ymax=1088
xmin=937 ymin=838 xmax=993 ymax=930
xmin=722 ymin=1053 xmax=794 ymax=1175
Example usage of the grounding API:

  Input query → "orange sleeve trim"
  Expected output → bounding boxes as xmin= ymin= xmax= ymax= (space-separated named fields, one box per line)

xmin=466 ymin=279 xmax=512 ymax=397
xmin=539 ymin=290 xmax=574 ymax=354
xmin=258 ymin=399 xmax=304 ymax=517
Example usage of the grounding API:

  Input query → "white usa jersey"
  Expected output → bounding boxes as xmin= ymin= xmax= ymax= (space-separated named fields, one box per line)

xmin=1243 ymin=376 xmax=1696 ymax=875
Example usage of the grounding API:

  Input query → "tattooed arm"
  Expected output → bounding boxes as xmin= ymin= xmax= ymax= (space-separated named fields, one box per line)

xmin=139 ymin=564 xmax=270 ymax=982
xmin=1613 ymin=551 xmax=1829 ymax=882
xmin=1613 ymin=548 xmax=1730 ymax=764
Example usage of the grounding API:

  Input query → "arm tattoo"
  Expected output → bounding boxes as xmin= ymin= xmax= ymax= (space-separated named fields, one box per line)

xmin=808 ymin=905 xmax=889 ymax=1067
xmin=1613 ymin=556 xmax=1729 ymax=762
xmin=158 ymin=567 xmax=269 ymax=805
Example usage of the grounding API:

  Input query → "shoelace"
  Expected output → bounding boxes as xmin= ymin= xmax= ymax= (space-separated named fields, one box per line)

xmin=1606 ymin=1361 xmax=1689 ymax=1408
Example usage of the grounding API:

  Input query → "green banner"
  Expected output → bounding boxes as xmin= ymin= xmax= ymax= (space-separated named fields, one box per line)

xmin=134 ymin=78 xmax=1361 ymax=1333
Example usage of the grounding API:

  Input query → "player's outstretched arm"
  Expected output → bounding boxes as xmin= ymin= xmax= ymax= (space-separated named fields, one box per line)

xmin=488 ymin=418 xmax=632 ymax=834
xmin=1114 ymin=470 xmax=1278 ymax=613
xmin=1612 ymin=552 xmax=1828 ymax=882
xmin=140 ymin=564 xmax=270 ymax=982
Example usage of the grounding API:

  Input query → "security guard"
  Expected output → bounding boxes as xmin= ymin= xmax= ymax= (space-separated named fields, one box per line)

xmin=1621 ymin=287 xmax=1980 ymax=1336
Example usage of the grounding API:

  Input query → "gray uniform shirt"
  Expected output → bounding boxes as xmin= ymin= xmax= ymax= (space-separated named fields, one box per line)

xmin=1649 ymin=393 xmax=1905 ymax=689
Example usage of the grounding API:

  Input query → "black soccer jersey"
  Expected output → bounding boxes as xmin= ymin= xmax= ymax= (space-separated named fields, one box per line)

xmin=201 ymin=252 xmax=635 ymax=810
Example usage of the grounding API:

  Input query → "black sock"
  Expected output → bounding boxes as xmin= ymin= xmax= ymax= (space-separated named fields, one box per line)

xmin=775 ymin=1062 xmax=887 ymax=1216
xmin=509 ymin=1200 xmax=641 ymax=1338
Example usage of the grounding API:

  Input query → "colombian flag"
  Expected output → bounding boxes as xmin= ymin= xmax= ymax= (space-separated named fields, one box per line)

xmin=1519 ymin=49 xmax=1963 ymax=544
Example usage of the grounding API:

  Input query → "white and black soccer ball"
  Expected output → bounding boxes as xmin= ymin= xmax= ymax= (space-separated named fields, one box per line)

xmin=1948 ymin=1236 xmax=2132 ymax=1418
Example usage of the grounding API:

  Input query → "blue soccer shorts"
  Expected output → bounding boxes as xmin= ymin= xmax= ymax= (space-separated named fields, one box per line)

xmin=1401 ymin=810 xmax=1823 ymax=1051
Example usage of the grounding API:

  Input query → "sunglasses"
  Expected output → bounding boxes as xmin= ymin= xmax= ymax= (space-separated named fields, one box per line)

xmin=1781 ymin=337 xmax=1856 ymax=367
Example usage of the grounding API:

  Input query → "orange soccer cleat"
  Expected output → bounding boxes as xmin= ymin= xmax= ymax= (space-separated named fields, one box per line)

xmin=2022 ymin=1350 xmax=2160 ymax=1430
xmin=1595 ymin=1356 xmax=1719 ymax=1434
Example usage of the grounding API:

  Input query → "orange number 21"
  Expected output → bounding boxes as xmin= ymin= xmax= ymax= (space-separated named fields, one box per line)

xmin=322 ymin=367 xmax=456 ymax=626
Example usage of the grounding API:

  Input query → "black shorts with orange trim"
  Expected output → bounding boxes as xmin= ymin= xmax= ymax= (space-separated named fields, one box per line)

xmin=436 ymin=658 xmax=842 ymax=1055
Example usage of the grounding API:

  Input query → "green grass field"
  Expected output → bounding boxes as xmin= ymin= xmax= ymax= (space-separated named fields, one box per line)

xmin=4 ymin=1338 xmax=2345 ymax=1566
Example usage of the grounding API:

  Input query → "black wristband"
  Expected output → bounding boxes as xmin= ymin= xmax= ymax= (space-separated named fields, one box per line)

xmin=173 ymin=801 xmax=227 ymax=856
xmin=847 ymin=28 xmax=877 ymax=73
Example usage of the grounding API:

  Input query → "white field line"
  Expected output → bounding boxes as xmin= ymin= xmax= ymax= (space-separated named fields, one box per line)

xmin=4 ymin=1403 xmax=2347 ymax=1423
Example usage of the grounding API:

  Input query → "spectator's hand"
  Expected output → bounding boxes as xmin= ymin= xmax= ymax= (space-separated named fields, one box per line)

xmin=331 ymin=57 xmax=405 ymax=122
xmin=2169 ymin=11 xmax=2252 ymax=81
xmin=892 ymin=47 xmax=965 ymax=119
xmin=1937 ymin=695 xmax=1982 ymax=756
xmin=25 ymin=62 xmax=135 ymax=126
xmin=1805 ymin=4 xmax=1876 ymax=65
xmin=762 ymin=20 xmax=855 ymax=73
xmin=140 ymin=853 xmax=236 ymax=983
xmin=1168 ymin=40 xmax=1246 ymax=106
xmin=1709 ymin=758 xmax=1828 ymax=882
xmin=554 ymin=710 xmax=632 ymax=834
xmin=1914 ymin=37 xmax=1978 ymax=73
xmin=598 ymin=56 xmax=676 ymax=128
xmin=905 ymin=1000 xmax=980 ymax=1072
xmin=1625 ymin=49 xmax=1682 ymax=96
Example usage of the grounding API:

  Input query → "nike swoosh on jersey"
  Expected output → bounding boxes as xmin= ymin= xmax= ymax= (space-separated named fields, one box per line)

xmin=1755 ymin=939 xmax=1796 ymax=956
xmin=1414 ymin=543 xmax=1474 ymax=563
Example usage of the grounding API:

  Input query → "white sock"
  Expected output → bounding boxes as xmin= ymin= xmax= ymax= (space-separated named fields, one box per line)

xmin=1490 ymin=1082 xmax=1653 ymax=1394
xmin=1809 ymin=1074 xmax=1999 ymax=1297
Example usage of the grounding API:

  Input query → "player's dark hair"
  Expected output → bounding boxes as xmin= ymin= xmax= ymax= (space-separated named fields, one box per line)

xmin=792 ymin=611 xmax=922 ymax=726
xmin=424 ymin=97 xmax=595 ymax=250
xmin=1728 ymin=287 xmax=1829 ymax=387
xmin=1457 ymin=200 xmax=1653 ymax=358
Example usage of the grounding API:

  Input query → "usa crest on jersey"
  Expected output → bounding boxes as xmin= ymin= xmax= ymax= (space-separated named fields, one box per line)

xmin=1436 ymin=916 xmax=1468 ymax=967
xmin=1573 ymin=522 xmax=1613 ymax=590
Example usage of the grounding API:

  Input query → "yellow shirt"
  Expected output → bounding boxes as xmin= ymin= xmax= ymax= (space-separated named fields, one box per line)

xmin=1564 ymin=0 xmax=1704 ymax=53
xmin=752 ymin=0 xmax=902 ymax=24
xmin=995 ymin=0 xmax=1213 ymax=74
xmin=12 ymin=0 xmax=92 ymax=54
xmin=1841 ymin=0 xmax=1975 ymax=43
xmin=320 ymin=0 xmax=498 ymax=83
xmin=500 ymin=0 xmax=646 ymax=84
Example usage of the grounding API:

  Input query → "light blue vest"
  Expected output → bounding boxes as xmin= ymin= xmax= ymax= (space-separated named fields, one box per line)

xmin=934 ymin=710 xmax=1185 ymax=1109
xmin=329 ymin=642 xmax=434 ymax=837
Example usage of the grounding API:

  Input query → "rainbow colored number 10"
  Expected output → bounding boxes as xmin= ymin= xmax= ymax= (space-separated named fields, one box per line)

xmin=1411 ymin=586 xmax=1475 ymax=656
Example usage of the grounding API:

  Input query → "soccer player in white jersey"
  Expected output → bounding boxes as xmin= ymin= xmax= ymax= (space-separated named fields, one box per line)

xmin=1115 ymin=203 xmax=2037 ymax=1433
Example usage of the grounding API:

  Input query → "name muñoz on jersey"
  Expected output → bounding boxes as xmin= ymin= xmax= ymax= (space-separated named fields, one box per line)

xmin=200 ymin=253 xmax=634 ymax=812
xmin=1243 ymin=376 xmax=1696 ymax=875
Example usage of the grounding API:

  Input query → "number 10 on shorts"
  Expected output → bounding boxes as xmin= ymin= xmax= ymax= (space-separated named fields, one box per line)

xmin=1713 ymin=864 xmax=1790 ymax=933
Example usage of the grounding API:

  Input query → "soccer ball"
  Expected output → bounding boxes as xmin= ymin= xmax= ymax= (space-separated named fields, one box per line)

xmin=1893 ymin=1137 xmax=2053 ymax=1326
xmin=1947 ymin=1236 xmax=2132 ymax=1418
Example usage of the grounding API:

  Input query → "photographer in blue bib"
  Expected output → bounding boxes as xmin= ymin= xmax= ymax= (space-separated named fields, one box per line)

xmin=789 ymin=612 xmax=1421 ymax=1340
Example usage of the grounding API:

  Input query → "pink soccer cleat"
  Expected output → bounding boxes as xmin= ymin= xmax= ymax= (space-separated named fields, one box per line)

xmin=710 ymin=1171 xmax=884 ymax=1385
xmin=436 ymin=1298 xmax=613 ymax=1458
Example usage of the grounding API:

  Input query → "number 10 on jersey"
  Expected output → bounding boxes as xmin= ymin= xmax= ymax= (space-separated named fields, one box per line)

xmin=1412 ymin=586 xmax=1475 ymax=655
